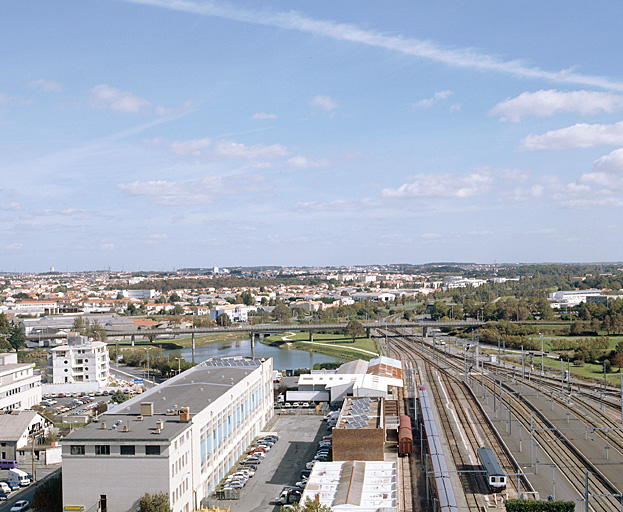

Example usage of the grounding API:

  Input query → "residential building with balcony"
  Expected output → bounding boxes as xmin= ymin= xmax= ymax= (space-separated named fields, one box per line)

xmin=46 ymin=334 xmax=109 ymax=393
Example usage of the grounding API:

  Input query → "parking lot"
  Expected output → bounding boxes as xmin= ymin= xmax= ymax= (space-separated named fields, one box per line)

xmin=219 ymin=413 xmax=330 ymax=512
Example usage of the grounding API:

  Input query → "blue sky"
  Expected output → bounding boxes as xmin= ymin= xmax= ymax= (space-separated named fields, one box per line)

xmin=2 ymin=1 xmax=623 ymax=272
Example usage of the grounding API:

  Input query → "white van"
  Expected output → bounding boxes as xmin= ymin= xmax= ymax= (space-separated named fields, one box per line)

xmin=8 ymin=468 xmax=30 ymax=486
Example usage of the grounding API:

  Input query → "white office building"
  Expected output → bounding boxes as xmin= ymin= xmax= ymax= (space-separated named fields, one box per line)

xmin=62 ymin=356 xmax=273 ymax=512
xmin=46 ymin=334 xmax=110 ymax=393
xmin=548 ymin=289 xmax=603 ymax=308
xmin=0 ymin=353 xmax=42 ymax=412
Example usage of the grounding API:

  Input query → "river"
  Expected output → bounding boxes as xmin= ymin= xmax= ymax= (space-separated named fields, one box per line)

xmin=164 ymin=338 xmax=344 ymax=370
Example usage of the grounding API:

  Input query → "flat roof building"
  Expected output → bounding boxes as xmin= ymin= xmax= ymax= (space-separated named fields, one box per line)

xmin=0 ymin=352 xmax=42 ymax=412
xmin=62 ymin=356 xmax=273 ymax=512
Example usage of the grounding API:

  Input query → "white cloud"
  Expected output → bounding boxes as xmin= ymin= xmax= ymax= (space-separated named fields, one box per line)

xmin=27 ymin=79 xmax=63 ymax=92
xmin=508 ymin=184 xmax=545 ymax=202
xmin=7 ymin=243 xmax=23 ymax=250
xmin=414 ymin=90 xmax=452 ymax=108
xmin=491 ymin=90 xmax=623 ymax=122
xmin=213 ymin=140 xmax=288 ymax=159
xmin=169 ymin=138 xmax=212 ymax=156
xmin=310 ymin=95 xmax=338 ymax=111
xmin=294 ymin=198 xmax=379 ymax=212
xmin=118 ymin=179 xmax=218 ymax=205
xmin=520 ymin=121 xmax=623 ymax=150
xmin=155 ymin=100 xmax=193 ymax=117
xmin=121 ymin=0 xmax=623 ymax=92
xmin=0 ymin=92 xmax=31 ymax=106
xmin=251 ymin=112 xmax=277 ymax=120
xmin=592 ymin=148 xmax=623 ymax=173
xmin=89 ymin=84 xmax=151 ymax=113
xmin=285 ymin=156 xmax=330 ymax=168
xmin=381 ymin=170 xmax=492 ymax=198
xmin=0 ymin=202 xmax=21 ymax=211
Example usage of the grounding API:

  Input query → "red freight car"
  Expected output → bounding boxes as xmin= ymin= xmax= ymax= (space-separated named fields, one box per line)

xmin=398 ymin=415 xmax=413 ymax=456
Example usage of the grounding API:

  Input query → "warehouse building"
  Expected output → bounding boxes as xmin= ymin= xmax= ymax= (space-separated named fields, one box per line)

xmin=300 ymin=460 xmax=396 ymax=512
xmin=332 ymin=397 xmax=385 ymax=462
xmin=62 ymin=356 xmax=273 ymax=512
xmin=290 ymin=356 xmax=403 ymax=404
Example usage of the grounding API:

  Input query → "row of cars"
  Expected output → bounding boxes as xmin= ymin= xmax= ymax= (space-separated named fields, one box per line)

xmin=220 ymin=434 xmax=279 ymax=493
xmin=0 ymin=469 xmax=32 ymax=503
xmin=277 ymin=416 xmax=336 ymax=506
xmin=42 ymin=396 xmax=104 ymax=416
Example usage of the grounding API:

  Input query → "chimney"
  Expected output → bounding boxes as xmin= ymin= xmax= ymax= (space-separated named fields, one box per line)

xmin=155 ymin=420 xmax=164 ymax=433
xmin=141 ymin=402 xmax=154 ymax=416
xmin=179 ymin=407 xmax=190 ymax=422
xmin=100 ymin=422 xmax=106 ymax=429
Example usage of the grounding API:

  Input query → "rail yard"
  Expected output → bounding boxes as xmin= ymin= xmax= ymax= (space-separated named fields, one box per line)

xmin=381 ymin=326 xmax=623 ymax=512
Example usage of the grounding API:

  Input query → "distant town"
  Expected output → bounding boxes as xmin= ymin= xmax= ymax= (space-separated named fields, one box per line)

xmin=2 ymin=262 xmax=623 ymax=512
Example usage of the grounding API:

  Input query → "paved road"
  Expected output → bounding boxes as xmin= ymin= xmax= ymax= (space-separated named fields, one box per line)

xmin=0 ymin=466 xmax=61 ymax=512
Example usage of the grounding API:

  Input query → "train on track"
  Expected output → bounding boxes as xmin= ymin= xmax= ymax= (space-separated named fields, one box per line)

xmin=398 ymin=415 xmax=413 ymax=456
xmin=418 ymin=385 xmax=459 ymax=512
xmin=477 ymin=447 xmax=507 ymax=493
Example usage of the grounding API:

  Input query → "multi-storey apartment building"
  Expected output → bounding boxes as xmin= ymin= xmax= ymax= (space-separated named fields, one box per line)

xmin=47 ymin=334 xmax=109 ymax=393
xmin=62 ymin=356 xmax=273 ymax=512
xmin=0 ymin=352 xmax=42 ymax=411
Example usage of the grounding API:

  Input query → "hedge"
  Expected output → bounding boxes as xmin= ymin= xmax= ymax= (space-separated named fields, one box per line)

xmin=505 ymin=499 xmax=575 ymax=512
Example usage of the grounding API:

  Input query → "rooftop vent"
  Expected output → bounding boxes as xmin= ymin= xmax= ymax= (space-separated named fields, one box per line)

xmin=140 ymin=402 xmax=154 ymax=417
xmin=122 ymin=424 xmax=129 ymax=432
xmin=100 ymin=422 xmax=106 ymax=429
xmin=179 ymin=407 xmax=190 ymax=422
xmin=155 ymin=420 xmax=164 ymax=434
xmin=136 ymin=415 xmax=144 ymax=421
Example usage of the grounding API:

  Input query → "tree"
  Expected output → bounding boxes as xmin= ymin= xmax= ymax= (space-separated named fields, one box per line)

xmin=0 ymin=312 xmax=10 ymax=335
xmin=241 ymin=291 xmax=255 ymax=306
xmin=611 ymin=352 xmax=623 ymax=372
xmin=344 ymin=319 xmax=365 ymax=343
xmin=110 ymin=390 xmax=130 ymax=404
xmin=272 ymin=304 xmax=291 ymax=323
xmin=216 ymin=312 xmax=232 ymax=327
xmin=127 ymin=303 xmax=137 ymax=315
xmin=7 ymin=325 xmax=26 ymax=351
xmin=139 ymin=492 xmax=172 ymax=512
xmin=281 ymin=498 xmax=333 ymax=512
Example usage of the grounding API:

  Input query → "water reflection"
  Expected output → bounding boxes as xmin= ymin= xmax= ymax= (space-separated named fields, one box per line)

xmin=164 ymin=338 xmax=343 ymax=370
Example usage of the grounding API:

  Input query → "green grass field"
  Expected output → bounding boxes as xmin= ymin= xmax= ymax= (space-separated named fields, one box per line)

xmin=262 ymin=331 xmax=379 ymax=361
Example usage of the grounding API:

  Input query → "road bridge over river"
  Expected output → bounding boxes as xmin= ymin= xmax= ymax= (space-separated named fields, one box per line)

xmin=26 ymin=319 xmax=487 ymax=343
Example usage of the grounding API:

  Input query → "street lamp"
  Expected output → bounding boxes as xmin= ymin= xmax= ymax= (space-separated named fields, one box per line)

xmin=175 ymin=357 xmax=182 ymax=375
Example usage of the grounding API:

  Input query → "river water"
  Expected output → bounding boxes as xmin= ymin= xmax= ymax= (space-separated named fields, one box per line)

xmin=164 ymin=338 xmax=343 ymax=370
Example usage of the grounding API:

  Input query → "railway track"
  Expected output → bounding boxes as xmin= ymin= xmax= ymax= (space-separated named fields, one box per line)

xmin=383 ymin=326 xmax=623 ymax=510
xmin=387 ymin=332 xmax=519 ymax=510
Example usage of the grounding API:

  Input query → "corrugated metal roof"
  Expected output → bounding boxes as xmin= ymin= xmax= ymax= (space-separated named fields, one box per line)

xmin=300 ymin=461 xmax=397 ymax=512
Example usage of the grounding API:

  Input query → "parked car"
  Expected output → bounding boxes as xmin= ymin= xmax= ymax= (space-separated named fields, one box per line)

xmin=306 ymin=461 xmax=316 ymax=469
xmin=0 ymin=482 xmax=11 ymax=493
xmin=10 ymin=500 xmax=30 ymax=512
xmin=0 ymin=491 xmax=8 ymax=501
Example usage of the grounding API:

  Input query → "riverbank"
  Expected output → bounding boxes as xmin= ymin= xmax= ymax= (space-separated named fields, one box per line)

xmin=261 ymin=332 xmax=380 ymax=362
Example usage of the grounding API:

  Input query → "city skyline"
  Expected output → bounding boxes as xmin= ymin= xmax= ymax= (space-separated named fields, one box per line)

xmin=2 ymin=1 xmax=623 ymax=272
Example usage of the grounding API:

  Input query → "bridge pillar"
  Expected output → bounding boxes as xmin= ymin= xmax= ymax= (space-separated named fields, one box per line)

xmin=191 ymin=332 xmax=196 ymax=364
xmin=422 ymin=326 xmax=428 ymax=338
xmin=131 ymin=334 xmax=135 ymax=347
xmin=250 ymin=332 xmax=255 ymax=358
xmin=366 ymin=327 xmax=371 ymax=338
xmin=309 ymin=331 xmax=313 ymax=342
